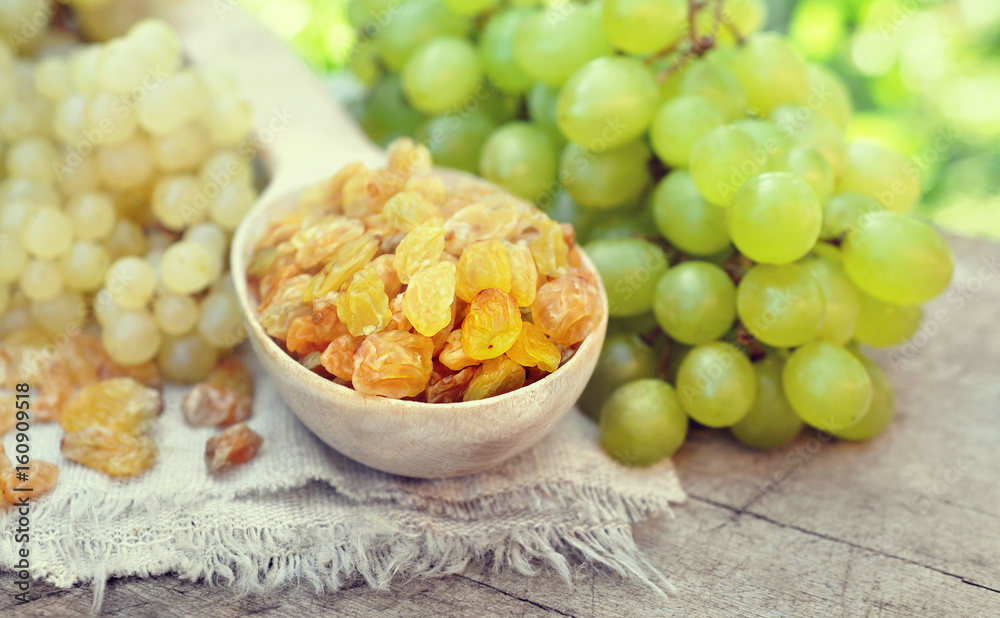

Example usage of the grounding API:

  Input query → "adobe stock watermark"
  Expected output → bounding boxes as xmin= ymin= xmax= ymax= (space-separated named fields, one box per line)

xmin=875 ymin=0 xmax=926 ymax=40
xmin=4 ymin=0 xmax=54 ymax=53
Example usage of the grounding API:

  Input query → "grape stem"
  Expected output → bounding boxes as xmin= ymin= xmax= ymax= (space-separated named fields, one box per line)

xmin=654 ymin=0 xmax=718 ymax=82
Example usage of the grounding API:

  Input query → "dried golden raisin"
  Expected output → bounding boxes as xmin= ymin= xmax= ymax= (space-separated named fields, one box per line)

xmin=531 ymin=275 xmax=602 ymax=345
xmin=404 ymin=175 xmax=446 ymax=205
xmin=352 ymin=330 xmax=433 ymax=398
xmin=257 ymin=261 xmax=301 ymax=309
xmin=463 ymin=356 xmax=526 ymax=402
xmin=206 ymin=357 xmax=254 ymax=397
xmin=383 ymin=191 xmax=442 ymax=232
xmin=181 ymin=384 xmax=252 ymax=427
xmin=61 ymin=427 xmax=158 ymax=477
xmin=98 ymin=359 xmax=163 ymax=389
xmin=403 ymin=261 xmax=457 ymax=337
xmin=301 ymin=234 xmax=380 ymax=302
xmin=461 ymin=289 xmax=522 ymax=361
xmin=254 ymin=212 xmax=306 ymax=250
xmin=205 ymin=422 xmax=264 ymax=473
xmin=504 ymin=241 xmax=538 ymax=307
xmin=443 ymin=201 xmax=522 ymax=255
xmin=258 ymin=274 xmax=312 ymax=340
xmin=60 ymin=378 xmax=163 ymax=435
xmin=342 ymin=168 xmax=405 ymax=217
xmin=430 ymin=301 xmax=460 ymax=355
xmin=393 ymin=221 xmax=445 ymax=284
xmin=426 ymin=366 xmax=477 ymax=403
xmin=296 ymin=161 xmax=367 ymax=213
xmin=455 ymin=240 xmax=512 ymax=302
xmin=290 ymin=216 xmax=365 ymax=271
xmin=321 ymin=333 xmax=364 ymax=381
xmin=505 ymin=322 xmax=561 ymax=373
xmin=1 ymin=460 xmax=60 ymax=504
xmin=387 ymin=138 xmax=433 ymax=178
xmin=366 ymin=254 xmax=402 ymax=298
xmin=528 ymin=218 xmax=570 ymax=278
xmin=337 ymin=268 xmax=392 ymax=336
xmin=286 ymin=315 xmax=326 ymax=355
xmin=386 ymin=293 xmax=412 ymax=332
xmin=439 ymin=329 xmax=479 ymax=371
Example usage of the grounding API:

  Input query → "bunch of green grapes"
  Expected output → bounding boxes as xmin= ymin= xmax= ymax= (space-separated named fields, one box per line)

xmin=0 ymin=17 xmax=255 ymax=382
xmin=348 ymin=0 xmax=951 ymax=465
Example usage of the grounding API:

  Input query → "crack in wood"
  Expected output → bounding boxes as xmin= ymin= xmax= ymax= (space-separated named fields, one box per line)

xmin=688 ymin=494 xmax=1000 ymax=596
xmin=455 ymin=574 xmax=577 ymax=617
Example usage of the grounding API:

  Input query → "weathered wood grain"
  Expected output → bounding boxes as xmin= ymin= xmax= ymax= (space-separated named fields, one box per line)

xmin=2 ymin=235 xmax=998 ymax=616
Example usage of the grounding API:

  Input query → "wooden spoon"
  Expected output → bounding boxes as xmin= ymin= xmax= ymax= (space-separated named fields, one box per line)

xmin=166 ymin=2 xmax=608 ymax=478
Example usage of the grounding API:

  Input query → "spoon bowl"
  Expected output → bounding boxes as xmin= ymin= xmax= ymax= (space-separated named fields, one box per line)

xmin=169 ymin=0 xmax=608 ymax=478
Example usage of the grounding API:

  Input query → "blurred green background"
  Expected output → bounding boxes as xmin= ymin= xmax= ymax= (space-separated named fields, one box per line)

xmin=244 ymin=0 xmax=1000 ymax=238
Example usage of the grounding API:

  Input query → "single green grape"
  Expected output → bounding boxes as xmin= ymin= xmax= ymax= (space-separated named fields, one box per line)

xmin=820 ymin=193 xmax=883 ymax=240
xmin=479 ymin=121 xmax=558 ymax=203
xmin=349 ymin=37 xmax=382 ymax=86
xmin=831 ymin=351 xmax=895 ymax=442
xmin=600 ymin=379 xmax=688 ymax=466
xmin=585 ymin=207 xmax=657 ymax=243
xmin=769 ymin=145 xmax=834 ymax=203
xmin=556 ymin=56 xmax=659 ymax=151
xmin=681 ymin=60 xmax=747 ymax=121
xmin=445 ymin=0 xmax=499 ymax=15
xmin=584 ymin=237 xmax=669 ymax=317
xmin=769 ymin=104 xmax=847 ymax=177
xmin=806 ymin=64 xmax=853 ymax=132
xmin=607 ymin=311 xmax=660 ymax=335
xmin=727 ymin=172 xmax=822 ymax=264
xmin=415 ymin=109 xmax=495 ymax=174
xmin=479 ymin=7 xmax=533 ymax=94
xmin=402 ymin=37 xmax=481 ymax=114
xmin=559 ymin=139 xmax=651 ymax=210
xmin=526 ymin=83 xmax=565 ymax=150
xmin=853 ymin=292 xmax=923 ymax=347
xmin=600 ymin=0 xmax=687 ymax=55
xmin=730 ymin=117 xmax=790 ymax=169
xmin=579 ymin=333 xmax=658 ymax=420
xmin=798 ymin=251 xmax=860 ymax=345
xmin=676 ymin=341 xmax=756 ymax=428
xmin=377 ymin=0 xmax=470 ymax=72
xmin=836 ymin=142 xmax=921 ymax=213
xmin=729 ymin=33 xmax=810 ymax=115
xmin=730 ymin=355 xmax=804 ymax=450
xmin=841 ymin=211 xmax=954 ymax=305
xmin=652 ymin=170 xmax=731 ymax=257
xmin=650 ymin=95 xmax=725 ymax=168
xmin=513 ymin=3 xmax=613 ymax=87
xmin=700 ymin=0 xmax=767 ymax=43
xmin=359 ymin=76 xmax=426 ymax=147
xmin=689 ymin=125 xmax=760 ymax=206
xmin=782 ymin=342 xmax=873 ymax=432
xmin=737 ymin=263 xmax=825 ymax=347
xmin=653 ymin=261 xmax=736 ymax=345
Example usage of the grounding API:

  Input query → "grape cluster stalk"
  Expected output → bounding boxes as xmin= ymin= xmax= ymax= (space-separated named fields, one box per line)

xmin=347 ymin=0 xmax=955 ymax=464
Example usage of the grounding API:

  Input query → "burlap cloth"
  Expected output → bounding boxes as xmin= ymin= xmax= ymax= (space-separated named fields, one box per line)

xmin=0 ymin=350 xmax=685 ymax=611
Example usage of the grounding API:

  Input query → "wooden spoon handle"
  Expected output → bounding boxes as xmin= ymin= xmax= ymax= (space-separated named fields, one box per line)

xmin=163 ymin=0 xmax=384 ymax=198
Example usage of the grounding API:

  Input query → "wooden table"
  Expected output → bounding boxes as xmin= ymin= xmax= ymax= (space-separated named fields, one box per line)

xmin=4 ymin=232 xmax=999 ymax=617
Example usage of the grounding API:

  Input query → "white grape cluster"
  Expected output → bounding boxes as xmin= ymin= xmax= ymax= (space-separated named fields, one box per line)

xmin=347 ymin=0 xmax=955 ymax=458
xmin=0 ymin=17 xmax=256 ymax=382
